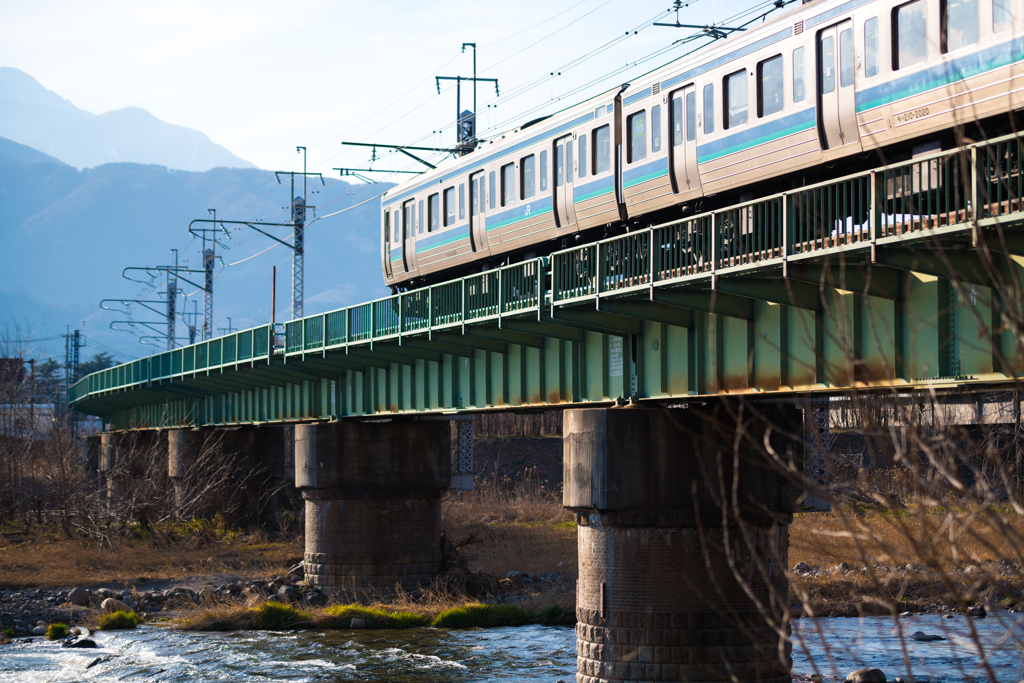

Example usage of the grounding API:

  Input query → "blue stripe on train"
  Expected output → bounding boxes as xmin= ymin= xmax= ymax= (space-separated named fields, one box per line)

xmin=856 ymin=36 xmax=1024 ymax=113
xmin=486 ymin=196 xmax=554 ymax=232
xmin=623 ymin=159 xmax=669 ymax=188
xmin=696 ymin=107 xmax=816 ymax=165
xmin=415 ymin=224 xmax=470 ymax=253
xmin=574 ymin=175 xmax=615 ymax=202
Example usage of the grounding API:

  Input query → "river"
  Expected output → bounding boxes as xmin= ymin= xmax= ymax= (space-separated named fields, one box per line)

xmin=1 ymin=614 xmax=1021 ymax=682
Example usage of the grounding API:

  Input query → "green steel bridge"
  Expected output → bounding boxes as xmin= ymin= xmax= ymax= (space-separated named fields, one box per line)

xmin=71 ymin=133 xmax=1024 ymax=429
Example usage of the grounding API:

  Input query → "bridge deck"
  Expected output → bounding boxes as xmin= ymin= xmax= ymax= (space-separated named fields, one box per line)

xmin=72 ymin=133 xmax=1024 ymax=429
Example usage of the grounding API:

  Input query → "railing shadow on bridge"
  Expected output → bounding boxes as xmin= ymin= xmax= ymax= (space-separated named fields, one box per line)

xmin=70 ymin=131 xmax=1024 ymax=427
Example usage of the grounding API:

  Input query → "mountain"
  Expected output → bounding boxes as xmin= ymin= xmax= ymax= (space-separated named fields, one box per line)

xmin=0 ymin=149 xmax=393 ymax=364
xmin=0 ymin=68 xmax=255 ymax=172
xmin=0 ymin=135 xmax=66 ymax=166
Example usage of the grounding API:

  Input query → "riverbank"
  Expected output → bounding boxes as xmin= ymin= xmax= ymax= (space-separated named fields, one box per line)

xmin=5 ymin=485 xmax=1024 ymax=631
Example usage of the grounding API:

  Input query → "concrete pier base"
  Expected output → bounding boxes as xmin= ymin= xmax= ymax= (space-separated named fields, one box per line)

xmin=296 ymin=419 xmax=450 ymax=597
xmin=564 ymin=403 xmax=801 ymax=683
xmin=167 ymin=429 xmax=203 ymax=514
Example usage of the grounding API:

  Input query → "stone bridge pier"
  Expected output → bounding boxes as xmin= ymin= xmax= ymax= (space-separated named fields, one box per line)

xmin=564 ymin=402 xmax=802 ymax=683
xmin=295 ymin=419 xmax=450 ymax=598
xmin=99 ymin=430 xmax=165 ymax=504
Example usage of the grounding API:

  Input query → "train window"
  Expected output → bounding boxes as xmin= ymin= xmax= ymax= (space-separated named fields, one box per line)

xmin=820 ymin=35 xmax=836 ymax=93
xmin=579 ymin=134 xmax=587 ymax=178
xmin=865 ymin=18 xmax=880 ymax=78
xmin=793 ymin=47 xmax=806 ymax=102
xmin=521 ymin=155 xmax=536 ymax=199
xmin=444 ymin=187 xmax=455 ymax=226
xmin=489 ymin=171 xmax=496 ymax=209
xmin=387 ymin=211 xmax=393 ymax=243
xmin=595 ymin=105 xmax=604 ymax=119
xmin=459 ymin=184 xmax=465 ymax=220
xmin=840 ymin=29 xmax=854 ymax=87
xmin=567 ymin=140 xmax=574 ymax=183
xmin=672 ymin=95 xmax=683 ymax=146
xmin=651 ymin=105 xmax=662 ymax=153
xmin=994 ymin=0 xmax=1011 ymax=32
xmin=724 ymin=70 xmax=747 ymax=129
xmin=703 ymin=84 xmax=715 ymax=134
xmin=893 ymin=0 xmax=927 ymax=70
xmin=404 ymin=202 xmax=413 ymax=238
xmin=428 ymin=194 xmax=439 ymax=232
xmin=501 ymin=163 xmax=515 ymax=207
xmin=942 ymin=0 xmax=978 ymax=52
xmin=685 ymin=91 xmax=696 ymax=141
xmin=556 ymin=144 xmax=564 ymax=188
xmin=418 ymin=200 xmax=424 ymax=235
xmin=594 ymin=125 xmax=611 ymax=173
xmin=540 ymin=151 xmax=549 ymax=191
xmin=628 ymin=111 xmax=647 ymax=162
xmin=758 ymin=55 xmax=783 ymax=117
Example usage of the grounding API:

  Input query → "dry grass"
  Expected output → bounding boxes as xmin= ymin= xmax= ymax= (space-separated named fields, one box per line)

xmin=0 ymin=521 xmax=302 ymax=589
xmin=789 ymin=503 xmax=1024 ymax=616
xmin=443 ymin=468 xmax=577 ymax=578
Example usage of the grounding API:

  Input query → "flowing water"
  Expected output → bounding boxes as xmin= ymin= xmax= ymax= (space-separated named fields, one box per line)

xmin=1 ymin=614 xmax=1022 ymax=682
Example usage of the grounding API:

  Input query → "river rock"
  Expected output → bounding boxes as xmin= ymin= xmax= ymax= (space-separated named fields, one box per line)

xmin=967 ymin=605 xmax=987 ymax=618
xmin=67 ymin=587 xmax=91 ymax=606
xmin=100 ymin=598 xmax=132 ymax=613
xmin=63 ymin=637 xmax=97 ymax=648
xmin=277 ymin=585 xmax=299 ymax=602
xmin=793 ymin=562 xmax=814 ymax=574
xmin=911 ymin=631 xmax=945 ymax=641
xmin=95 ymin=588 xmax=114 ymax=600
xmin=845 ymin=668 xmax=886 ymax=683
xmin=198 ymin=589 xmax=217 ymax=604
xmin=350 ymin=618 xmax=366 ymax=628
xmin=31 ymin=625 xmax=46 ymax=636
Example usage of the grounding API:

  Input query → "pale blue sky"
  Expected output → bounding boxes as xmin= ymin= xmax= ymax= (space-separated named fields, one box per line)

xmin=0 ymin=0 xmax=776 ymax=174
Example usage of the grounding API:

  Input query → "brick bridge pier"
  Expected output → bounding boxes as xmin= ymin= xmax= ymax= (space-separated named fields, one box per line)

xmin=563 ymin=403 xmax=802 ymax=683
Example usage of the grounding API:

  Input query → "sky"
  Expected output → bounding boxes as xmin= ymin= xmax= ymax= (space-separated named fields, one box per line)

xmin=0 ymin=0 xmax=792 ymax=365
xmin=0 ymin=0 xmax=786 ymax=177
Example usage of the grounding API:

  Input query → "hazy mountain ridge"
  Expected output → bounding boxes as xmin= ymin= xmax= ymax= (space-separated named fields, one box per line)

xmin=0 ymin=146 xmax=392 ymax=362
xmin=0 ymin=67 xmax=256 ymax=172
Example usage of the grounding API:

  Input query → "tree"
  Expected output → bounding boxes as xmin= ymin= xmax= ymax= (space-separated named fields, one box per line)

xmin=77 ymin=352 xmax=115 ymax=377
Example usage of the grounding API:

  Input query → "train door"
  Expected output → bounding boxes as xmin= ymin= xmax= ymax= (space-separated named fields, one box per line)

xmin=469 ymin=171 xmax=486 ymax=252
xmin=554 ymin=135 xmax=578 ymax=228
xmin=401 ymin=199 xmax=417 ymax=272
xmin=669 ymin=85 xmax=702 ymax=194
xmin=817 ymin=20 xmax=860 ymax=151
xmin=383 ymin=209 xmax=393 ymax=279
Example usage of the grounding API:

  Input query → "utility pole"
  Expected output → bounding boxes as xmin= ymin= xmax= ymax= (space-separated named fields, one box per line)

xmin=218 ymin=317 xmax=238 ymax=336
xmin=115 ymin=254 xmax=209 ymax=348
xmin=274 ymin=147 xmax=324 ymax=320
xmin=166 ymin=249 xmax=178 ymax=350
xmin=437 ymin=43 xmax=498 ymax=155
xmin=186 ymin=212 xmax=230 ymax=340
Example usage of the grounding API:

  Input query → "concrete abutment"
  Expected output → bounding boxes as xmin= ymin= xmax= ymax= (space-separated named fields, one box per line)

xmin=564 ymin=403 xmax=802 ymax=683
xmin=295 ymin=419 xmax=450 ymax=597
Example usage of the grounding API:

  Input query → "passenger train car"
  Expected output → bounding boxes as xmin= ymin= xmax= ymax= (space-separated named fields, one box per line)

xmin=381 ymin=0 xmax=1024 ymax=288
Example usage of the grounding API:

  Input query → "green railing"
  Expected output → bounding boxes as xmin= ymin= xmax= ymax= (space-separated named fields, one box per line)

xmin=71 ymin=131 xmax=1024 ymax=404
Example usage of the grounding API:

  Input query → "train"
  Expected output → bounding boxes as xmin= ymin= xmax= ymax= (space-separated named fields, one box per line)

xmin=380 ymin=0 xmax=1024 ymax=290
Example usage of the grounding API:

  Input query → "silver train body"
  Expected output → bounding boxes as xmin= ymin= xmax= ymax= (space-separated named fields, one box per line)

xmin=381 ymin=0 xmax=1024 ymax=287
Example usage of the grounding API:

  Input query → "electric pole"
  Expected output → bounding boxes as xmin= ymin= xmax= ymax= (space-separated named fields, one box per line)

xmin=218 ymin=317 xmax=238 ymax=336
xmin=437 ymin=43 xmax=498 ymax=155
xmin=186 ymin=212 xmax=230 ymax=340
xmin=274 ymin=147 xmax=324 ymax=319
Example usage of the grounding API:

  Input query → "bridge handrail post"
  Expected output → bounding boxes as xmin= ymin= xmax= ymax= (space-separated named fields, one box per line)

xmin=870 ymin=170 xmax=879 ymax=262
xmin=782 ymin=193 xmax=789 ymax=277
xmin=711 ymin=211 xmax=718 ymax=289
xmin=498 ymin=266 xmax=504 ymax=316
xmin=971 ymin=144 xmax=980 ymax=247
xmin=647 ymin=227 xmax=654 ymax=288
xmin=461 ymin=278 xmax=467 ymax=330
xmin=428 ymin=286 xmax=434 ymax=329
xmin=399 ymin=294 xmax=405 ymax=338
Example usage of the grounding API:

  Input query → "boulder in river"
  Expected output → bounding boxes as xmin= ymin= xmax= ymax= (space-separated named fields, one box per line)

xmin=350 ymin=618 xmax=366 ymax=628
xmin=100 ymin=598 xmax=132 ymax=614
xmin=845 ymin=668 xmax=886 ymax=683
xmin=67 ymin=587 xmax=90 ymax=606
xmin=911 ymin=631 xmax=945 ymax=641
xmin=967 ymin=605 xmax=987 ymax=618
xmin=63 ymin=637 xmax=97 ymax=648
